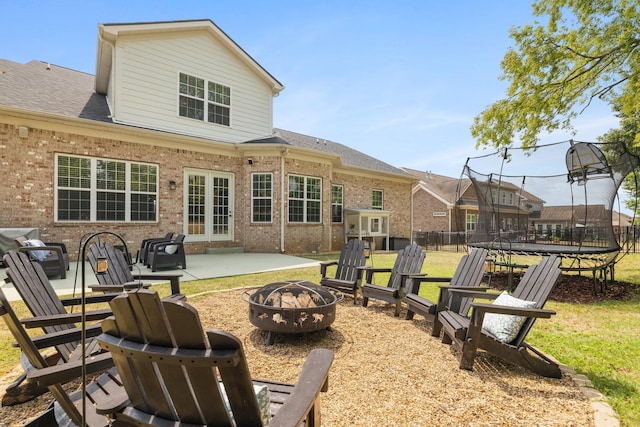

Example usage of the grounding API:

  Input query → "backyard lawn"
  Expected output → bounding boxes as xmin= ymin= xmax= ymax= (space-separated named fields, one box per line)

xmin=0 ymin=250 xmax=638 ymax=425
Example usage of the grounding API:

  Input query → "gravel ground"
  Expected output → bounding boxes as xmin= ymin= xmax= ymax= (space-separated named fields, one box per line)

xmin=1 ymin=287 xmax=594 ymax=426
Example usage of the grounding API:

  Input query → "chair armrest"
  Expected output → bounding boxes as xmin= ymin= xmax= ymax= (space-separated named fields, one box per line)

xmin=319 ymin=261 xmax=338 ymax=277
xmin=23 ymin=323 xmax=104 ymax=349
xmin=60 ymin=294 xmax=119 ymax=306
xmin=267 ymin=348 xmax=334 ymax=427
xmin=470 ymin=302 xmax=556 ymax=319
xmin=440 ymin=288 xmax=498 ymax=313
xmin=358 ymin=266 xmax=392 ymax=284
xmin=19 ymin=244 xmax=64 ymax=256
xmin=133 ymin=273 xmax=182 ymax=295
xmin=152 ymin=241 xmax=184 ymax=255
xmin=44 ymin=242 xmax=68 ymax=253
xmin=406 ymin=275 xmax=452 ymax=295
xmin=21 ymin=308 xmax=112 ymax=328
xmin=26 ymin=352 xmax=114 ymax=386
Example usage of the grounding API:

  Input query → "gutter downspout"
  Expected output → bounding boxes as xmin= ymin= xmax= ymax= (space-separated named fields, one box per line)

xmin=280 ymin=148 xmax=289 ymax=253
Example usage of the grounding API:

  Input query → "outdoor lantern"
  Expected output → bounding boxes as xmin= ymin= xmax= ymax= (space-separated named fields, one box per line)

xmin=96 ymin=256 xmax=108 ymax=274
xmin=169 ymin=180 xmax=177 ymax=190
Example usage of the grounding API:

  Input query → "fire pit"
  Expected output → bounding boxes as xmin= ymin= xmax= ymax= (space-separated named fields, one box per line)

xmin=244 ymin=280 xmax=343 ymax=345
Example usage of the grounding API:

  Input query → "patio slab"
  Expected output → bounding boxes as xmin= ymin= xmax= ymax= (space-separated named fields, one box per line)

xmin=0 ymin=253 xmax=319 ymax=301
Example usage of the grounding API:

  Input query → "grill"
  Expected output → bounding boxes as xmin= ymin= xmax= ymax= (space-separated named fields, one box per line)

xmin=244 ymin=280 xmax=343 ymax=345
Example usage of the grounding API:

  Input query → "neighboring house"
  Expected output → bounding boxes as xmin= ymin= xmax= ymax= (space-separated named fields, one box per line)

xmin=535 ymin=204 xmax=619 ymax=241
xmin=402 ymin=168 xmax=544 ymax=235
xmin=0 ymin=19 xmax=414 ymax=256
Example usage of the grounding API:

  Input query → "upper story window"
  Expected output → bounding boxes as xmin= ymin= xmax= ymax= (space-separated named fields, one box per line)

xmin=252 ymin=173 xmax=273 ymax=223
xmin=288 ymin=175 xmax=321 ymax=223
xmin=372 ymin=189 xmax=384 ymax=210
xmin=179 ymin=72 xmax=230 ymax=126
xmin=56 ymin=154 xmax=158 ymax=222
xmin=331 ymin=184 xmax=343 ymax=223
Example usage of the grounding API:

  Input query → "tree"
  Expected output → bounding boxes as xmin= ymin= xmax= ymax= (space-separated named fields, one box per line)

xmin=471 ymin=0 xmax=640 ymax=149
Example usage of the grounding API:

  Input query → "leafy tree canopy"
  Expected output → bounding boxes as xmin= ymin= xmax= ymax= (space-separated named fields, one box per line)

xmin=471 ymin=0 xmax=640 ymax=149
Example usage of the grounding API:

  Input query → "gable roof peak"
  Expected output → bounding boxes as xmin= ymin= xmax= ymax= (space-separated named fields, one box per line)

xmin=95 ymin=19 xmax=284 ymax=95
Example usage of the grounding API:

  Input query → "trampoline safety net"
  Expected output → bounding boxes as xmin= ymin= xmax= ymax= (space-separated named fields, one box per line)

xmin=460 ymin=140 xmax=640 ymax=273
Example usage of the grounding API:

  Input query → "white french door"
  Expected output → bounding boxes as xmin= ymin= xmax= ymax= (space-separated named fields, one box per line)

xmin=184 ymin=169 xmax=234 ymax=241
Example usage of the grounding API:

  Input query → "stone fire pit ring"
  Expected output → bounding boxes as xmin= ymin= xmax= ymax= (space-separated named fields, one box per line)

xmin=243 ymin=280 xmax=343 ymax=345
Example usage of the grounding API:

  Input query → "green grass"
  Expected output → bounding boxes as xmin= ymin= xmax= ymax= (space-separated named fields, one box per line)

xmin=2 ymin=250 xmax=639 ymax=426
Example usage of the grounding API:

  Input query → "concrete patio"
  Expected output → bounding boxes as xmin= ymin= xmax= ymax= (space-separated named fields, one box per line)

xmin=0 ymin=252 xmax=320 ymax=301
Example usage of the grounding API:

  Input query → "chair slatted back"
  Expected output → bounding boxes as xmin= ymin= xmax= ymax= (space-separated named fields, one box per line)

xmin=389 ymin=243 xmax=425 ymax=290
xmin=335 ymin=239 xmax=366 ymax=282
xmin=510 ymin=255 xmax=561 ymax=346
xmin=100 ymin=290 xmax=264 ymax=426
xmin=88 ymin=242 xmax=134 ymax=287
xmin=3 ymin=251 xmax=76 ymax=360
xmin=449 ymin=248 xmax=489 ymax=316
xmin=0 ymin=288 xmax=87 ymax=425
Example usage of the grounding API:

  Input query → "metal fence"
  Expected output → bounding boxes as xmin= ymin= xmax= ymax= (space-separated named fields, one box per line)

xmin=413 ymin=226 xmax=640 ymax=253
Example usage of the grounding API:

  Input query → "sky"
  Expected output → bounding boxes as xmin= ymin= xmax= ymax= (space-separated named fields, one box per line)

xmin=0 ymin=1 xmax=627 ymax=205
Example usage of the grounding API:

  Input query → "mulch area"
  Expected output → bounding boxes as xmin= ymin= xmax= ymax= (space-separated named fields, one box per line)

xmin=3 ymin=272 xmax=634 ymax=426
xmin=488 ymin=271 xmax=637 ymax=303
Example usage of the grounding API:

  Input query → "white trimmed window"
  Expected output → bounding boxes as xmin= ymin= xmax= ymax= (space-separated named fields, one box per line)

xmin=288 ymin=175 xmax=321 ymax=223
xmin=331 ymin=184 xmax=343 ymax=223
xmin=252 ymin=173 xmax=273 ymax=223
xmin=466 ymin=213 xmax=477 ymax=231
xmin=372 ymin=189 xmax=384 ymax=210
xmin=56 ymin=154 xmax=158 ymax=222
xmin=179 ymin=72 xmax=230 ymax=126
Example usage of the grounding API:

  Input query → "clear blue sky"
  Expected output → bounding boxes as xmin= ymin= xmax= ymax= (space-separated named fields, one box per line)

xmin=0 ymin=0 xmax=620 ymax=179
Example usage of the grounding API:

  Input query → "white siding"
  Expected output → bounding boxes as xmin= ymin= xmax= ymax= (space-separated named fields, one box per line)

xmin=111 ymin=31 xmax=274 ymax=142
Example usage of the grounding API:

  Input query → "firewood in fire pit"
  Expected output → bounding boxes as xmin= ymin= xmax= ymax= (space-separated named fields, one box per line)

xmin=281 ymin=292 xmax=300 ymax=308
xmin=297 ymin=291 xmax=317 ymax=308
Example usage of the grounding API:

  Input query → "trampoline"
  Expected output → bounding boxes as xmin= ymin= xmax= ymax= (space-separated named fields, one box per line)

xmin=460 ymin=140 xmax=639 ymax=285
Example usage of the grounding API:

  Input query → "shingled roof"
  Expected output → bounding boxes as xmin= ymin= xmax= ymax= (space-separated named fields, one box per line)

xmin=0 ymin=58 xmax=411 ymax=178
xmin=0 ymin=59 xmax=111 ymax=122
xmin=401 ymin=167 xmax=470 ymax=205
xmin=274 ymin=128 xmax=411 ymax=176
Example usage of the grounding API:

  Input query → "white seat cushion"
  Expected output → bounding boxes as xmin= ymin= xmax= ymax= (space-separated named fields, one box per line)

xmin=482 ymin=291 xmax=536 ymax=343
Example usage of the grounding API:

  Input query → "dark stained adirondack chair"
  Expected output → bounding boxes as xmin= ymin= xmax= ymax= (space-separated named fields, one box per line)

xmin=0 ymin=287 xmax=122 ymax=426
xmin=405 ymin=247 xmax=489 ymax=336
xmin=1 ymin=250 xmax=117 ymax=405
xmin=438 ymin=255 xmax=562 ymax=378
xmin=87 ymin=240 xmax=182 ymax=295
xmin=95 ymin=289 xmax=334 ymax=427
xmin=146 ymin=233 xmax=187 ymax=272
xmin=319 ymin=239 xmax=366 ymax=304
xmin=15 ymin=235 xmax=70 ymax=279
xmin=361 ymin=243 xmax=425 ymax=317
xmin=136 ymin=232 xmax=174 ymax=265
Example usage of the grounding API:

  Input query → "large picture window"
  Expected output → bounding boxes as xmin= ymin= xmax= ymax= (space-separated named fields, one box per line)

xmin=252 ymin=173 xmax=273 ymax=223
xmin=179 ymin=72 xmax=230 ymax=126
xmin=56 ymin=154 xmax=158 ymax=222
xmin=288 ymin=175 xmax=321 ymax=223
xmin=331 ymin=184 xmax=343 ymax=223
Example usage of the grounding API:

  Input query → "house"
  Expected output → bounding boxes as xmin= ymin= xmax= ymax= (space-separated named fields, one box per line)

xmin=402 ymin=168 xmax=544 ymax=237
xmin=0 ymin=19 xmax=415 ymax=256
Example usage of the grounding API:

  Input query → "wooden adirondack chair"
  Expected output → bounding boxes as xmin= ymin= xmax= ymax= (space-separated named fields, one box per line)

xmin=361 ymin=243 xmax=425 ymax=317
xmin=1 ymin=250 xmax=117 ymax=405
xmin=95 ymin=289 xmax=334 ymax=427
xmin=0 ymin=287 xmax=122 ymax=426
xmin=87 ymin=241 xmax=182 ymax=295
xmin=405 ymin=248 xmax=489 ymax=336
xmin=319 ymin=239 xmax=366 ymax=304
xmin=438 ymin=255 xmax=562 ymax=378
